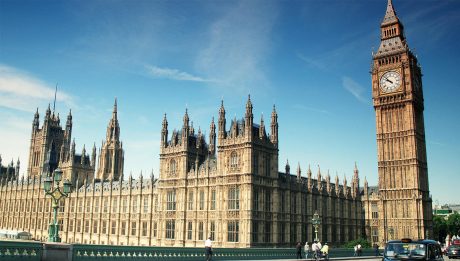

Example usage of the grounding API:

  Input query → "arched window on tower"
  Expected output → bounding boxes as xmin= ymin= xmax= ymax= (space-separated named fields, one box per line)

xmin=230 ymin=151 xmax=238 ymax=168
xmin=169 ymin=159 xmax=176 ymax=176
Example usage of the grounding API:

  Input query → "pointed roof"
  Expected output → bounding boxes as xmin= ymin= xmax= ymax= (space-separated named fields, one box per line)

xmin=382 ymin=0 xmax=399 ymax=25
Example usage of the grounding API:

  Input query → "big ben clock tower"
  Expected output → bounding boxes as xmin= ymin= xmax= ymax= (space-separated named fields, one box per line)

xmin=371 ymin=0 xmax=432 ymax=242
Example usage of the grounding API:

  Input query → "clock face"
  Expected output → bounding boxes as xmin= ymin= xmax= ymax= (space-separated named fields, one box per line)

xmin=380 ymin=71 xmax=401 ymax=93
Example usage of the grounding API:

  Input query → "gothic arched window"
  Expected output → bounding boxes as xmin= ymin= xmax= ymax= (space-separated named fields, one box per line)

xmin=170 ymin=159 xmax=176 ymax=176
xmin=230 ymin=151 xmax=238 ymax=168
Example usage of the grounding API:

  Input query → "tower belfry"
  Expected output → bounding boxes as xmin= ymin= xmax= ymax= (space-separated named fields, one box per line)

xmin=370 ymin=0 xmax=432 ymax=243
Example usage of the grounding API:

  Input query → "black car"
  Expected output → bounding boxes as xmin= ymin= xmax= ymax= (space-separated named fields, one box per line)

xmin=447 ymin=245 xmax=460 ymax=259
xmin=383 ymin=238 xmax=443 ymax=261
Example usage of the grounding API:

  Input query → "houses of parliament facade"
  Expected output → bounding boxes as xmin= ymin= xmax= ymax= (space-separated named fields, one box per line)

xmin=0 ymin=0 xmax=432 ymax=248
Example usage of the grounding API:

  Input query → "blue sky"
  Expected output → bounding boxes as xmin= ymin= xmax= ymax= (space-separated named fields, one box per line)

xmin=0 ymin=0 xmax=459 ymax=204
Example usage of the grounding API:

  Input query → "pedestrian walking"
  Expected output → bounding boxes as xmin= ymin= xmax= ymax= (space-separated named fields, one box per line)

xmin=321 ymin=243 xmax=329 ymax=261
xmin=296 ymin=242 xmax=302 ymax=259
xmin=357 ymin=243 xmax=362 ymax=256
xmin=374 ymin=243 xmax=379 ymax=256
xmin=304 ymin=242 xmax=310 ymax=260
xmin=353 ymin=245 xmax=358 ymax=257
xmin=205 ymin=236 xmax=213 ymax=261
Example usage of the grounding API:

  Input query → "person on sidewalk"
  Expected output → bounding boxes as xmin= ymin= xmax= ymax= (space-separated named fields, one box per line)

xmin=321 ymin=243 xmax=329 ymax=261
xmin=304 ymin=242 xmax=310 ymax=260
xmin=205 ymin=236 xmax=213 ymax=261
xmin=296 ymin=242 xmax=303 ymax=259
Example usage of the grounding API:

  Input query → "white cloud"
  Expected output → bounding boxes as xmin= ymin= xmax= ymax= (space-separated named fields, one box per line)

xmin=145 ymin=65 xmax=210 ymax=82
xmin=342 ymin=76 xmax=369 ymax=104
xmin=196 ymin=0 xmax=278 ymax=92
xmin=0 ymin=64 xmax=73 ymax=112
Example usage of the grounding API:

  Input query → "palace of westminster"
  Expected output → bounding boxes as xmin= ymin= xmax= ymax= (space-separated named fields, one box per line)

xmin=0 ymin=0 xmax=432 ymax=248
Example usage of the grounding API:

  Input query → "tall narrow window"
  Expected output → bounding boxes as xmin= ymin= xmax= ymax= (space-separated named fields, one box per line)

xmin=230 ymin=151 xmax=238 ymax=168
xmin=167 ymin=191 xmax=176 ymax=211
xmin=170 ymin=160 xmax=177 ymax=176
xmin=227 ymin=221 xmax=239 ymax=242
xmin=188 ymin=192 xmax=194 ymax=210
xmin=166 ymin=220 xmax=175 ymax=239
xmin=253 ymin=189 xmax=259 ymax=211
xmin=228 ymin=187 xmax=240 ymax=210
xmin=187 ymin=222 xmax=193 ymax=240
xmin=265 ymin=190 xmax=271 ymax=212
xmin=210 ymin=190 xmax=216 ymax=210
xmin=131 ymin=222 xmax=137 ymax=236
xmin=199 ymin=190 xmax=205 ymax=210
xmin=112 ymin=198 xmax=118 ymax=213
xmin=142 ymin=222 xmax=148 ymax=237
xmin=121 ymin=221 xmax=126 ymax=235
xmin=210 ymin=221 xmax=215 ymax=241
xmin=199 ymin=222 xmax=204 ymax=240
xmin=111 ymin=221 xmax=117 ymax=235
xmin=265 ymin=154 xmax=271 ymax=176
xmin=132 ymin=196 xmax=138 ymax=212
xmin=103 ymin=198 xmax=108 ymax=213
xmin=102 ymin=221 xmax=107 ymax=234
xmin=143 ymin=197 xmax=149 ymax=213
xmin=153 ymin=222 xmax=157 ymax=237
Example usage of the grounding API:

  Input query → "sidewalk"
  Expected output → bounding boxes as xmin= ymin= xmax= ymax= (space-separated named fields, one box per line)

xmin=228 ymin=257 xmax=381 ymax=261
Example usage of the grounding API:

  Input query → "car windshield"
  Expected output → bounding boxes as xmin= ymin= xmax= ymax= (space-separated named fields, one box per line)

xmin=449 ymin=245 xmax=460 ymax=250
xmin=384 ymin=243 xmax=426 ymax=259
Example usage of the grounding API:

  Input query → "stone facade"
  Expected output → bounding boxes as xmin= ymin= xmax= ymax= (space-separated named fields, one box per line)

xmin=0 ymin=97 xmax=363 ymax=247
xmin=362 ymin=0 xmax=433 ymax=246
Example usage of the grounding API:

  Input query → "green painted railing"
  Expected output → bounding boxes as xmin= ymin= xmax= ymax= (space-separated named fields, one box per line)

xmin=72 ymin=244 xmax=378 ymax=261
xmin=0 ymin=240 xmax=42 ymax=261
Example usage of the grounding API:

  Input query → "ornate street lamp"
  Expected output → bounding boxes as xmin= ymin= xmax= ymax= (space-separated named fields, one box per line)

xmin=311 ymin=210 xmax=321 ymax=242
xmin=43 ymin=168 xmax=71 ymax=242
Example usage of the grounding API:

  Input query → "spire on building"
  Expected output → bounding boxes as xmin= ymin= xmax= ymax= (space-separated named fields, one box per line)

xmin=285 ymin=159 xmax=290 ymax=175
xmin=33 ymin=108 xmax=39 ymax=131
xmin=161 ymin=113 xmax=168 ymax=147
xmin=259 ymin=114 xmax=265 ymax=139
xmin=218 ymin=100 xmax=226 ymax=139
xmin=105 ymin=98 xmax=120 ymax=142
xmin=209 ymin=117 xmax=216 ymax=155
xmin=382 ymin=0 xmax=398 ymax=25
xmin=296 ymin=162 xmax=301 ymax=180
xmin=270 ymin=104 xmax=278 ymax=145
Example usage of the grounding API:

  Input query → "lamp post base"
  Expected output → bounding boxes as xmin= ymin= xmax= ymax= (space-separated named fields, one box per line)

xmin=48 ymin=223 xmax=61 ymax=242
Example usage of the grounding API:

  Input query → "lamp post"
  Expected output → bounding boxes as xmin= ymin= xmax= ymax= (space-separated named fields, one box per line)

xmin=312 ymin=210 xmax=321 ymax=242
xmin=43 ymin=168 xmax=71 ymax=242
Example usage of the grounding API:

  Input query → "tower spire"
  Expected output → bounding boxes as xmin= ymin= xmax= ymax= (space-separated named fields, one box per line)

xmin=53 ymin=83 xmax=57 ymax=114
xmin=382 ymin=0 xmax=398 ymax=25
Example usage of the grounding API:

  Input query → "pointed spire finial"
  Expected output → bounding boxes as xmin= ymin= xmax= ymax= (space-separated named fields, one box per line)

xmin=382 ymin=0 xmax=398 ymax=25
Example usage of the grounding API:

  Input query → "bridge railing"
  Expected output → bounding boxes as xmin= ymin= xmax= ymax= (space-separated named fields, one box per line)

xmin=0 ymin=240 xmax=42 ymax=261
xmin=72 ymin=244 xmax=377 ymax=261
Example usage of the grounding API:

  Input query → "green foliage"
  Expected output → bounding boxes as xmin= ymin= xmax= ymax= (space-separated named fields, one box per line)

xmin=433 ymin=215 xmax=448 ymax=242
xmin=447 ymin=213 xmax=460 ymax=236
xmin=342 ymin=238 xmax=371 ymax=249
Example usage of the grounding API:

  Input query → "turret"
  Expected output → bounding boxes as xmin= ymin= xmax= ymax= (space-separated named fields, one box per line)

xmin=15 ymin=158 xmax=20 ymax=178
xmin=296 ymin=163 xmax=301 ymax=181
xmin=326 ymin=171 xmax=331 ymax=193
xmin=317 ymin=166 xmax=322 ymax=191
xmin=70 ymin=139 xmax=76 ymax=160
xmin=335 ymin=174 xmax=340 ymax=195
xmin=209 ymin=117 xmax=216 ymax=155
xmin=218 ymin=100 xmax=226 ymax=139
xmin=81 ymin=145 xmax=86 ymax=165
xmin=363 ymin=176 xmax=368 ymax=196
xmin=32 ymin=108 xmax=39 ymax=132
xmin=270 ymin=105 xmax=278 ymax=145
xmin=161 ymin=114 xmax=168 ymax=147
xmin=91 ymin=143 xmax=96 ymax=167
xmin=259 ymin=114 xmax=265 ymax=139
xmin=307 ymin=164 xmax=312 ymax=190
xmin=352 ymin=162 xmax=360 ymax=198
xmin=65 ymin=110 xmax=72 ymax=143
xmin=285 ymin=160 xmax=290 ymax=175
xmin=182 ymin=109 xmax=189 ymax=141
xmin=106 ymin=98 xmax=120 ymax=142
xmin=343 ymin=175 xmax=348 ymax=196
xmin=245 ymin=95 xmax=253 ymax=138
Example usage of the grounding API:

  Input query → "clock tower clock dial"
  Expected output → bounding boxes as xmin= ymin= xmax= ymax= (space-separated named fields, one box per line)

xmin=379 ymin=71 xmax=401 ymax=93
xmin=368 ymin=0 xmax=432 ymax=244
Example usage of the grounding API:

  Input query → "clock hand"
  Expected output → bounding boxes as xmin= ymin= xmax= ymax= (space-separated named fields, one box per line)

xmin=386 ymin=78 xmax=393 ymax=84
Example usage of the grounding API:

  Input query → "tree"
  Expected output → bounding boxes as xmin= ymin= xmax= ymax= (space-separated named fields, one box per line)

xmin=433 ymin=215 xmax=447 ymax=242
xmin=447 ymin=213 xmax=460 ymax=236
